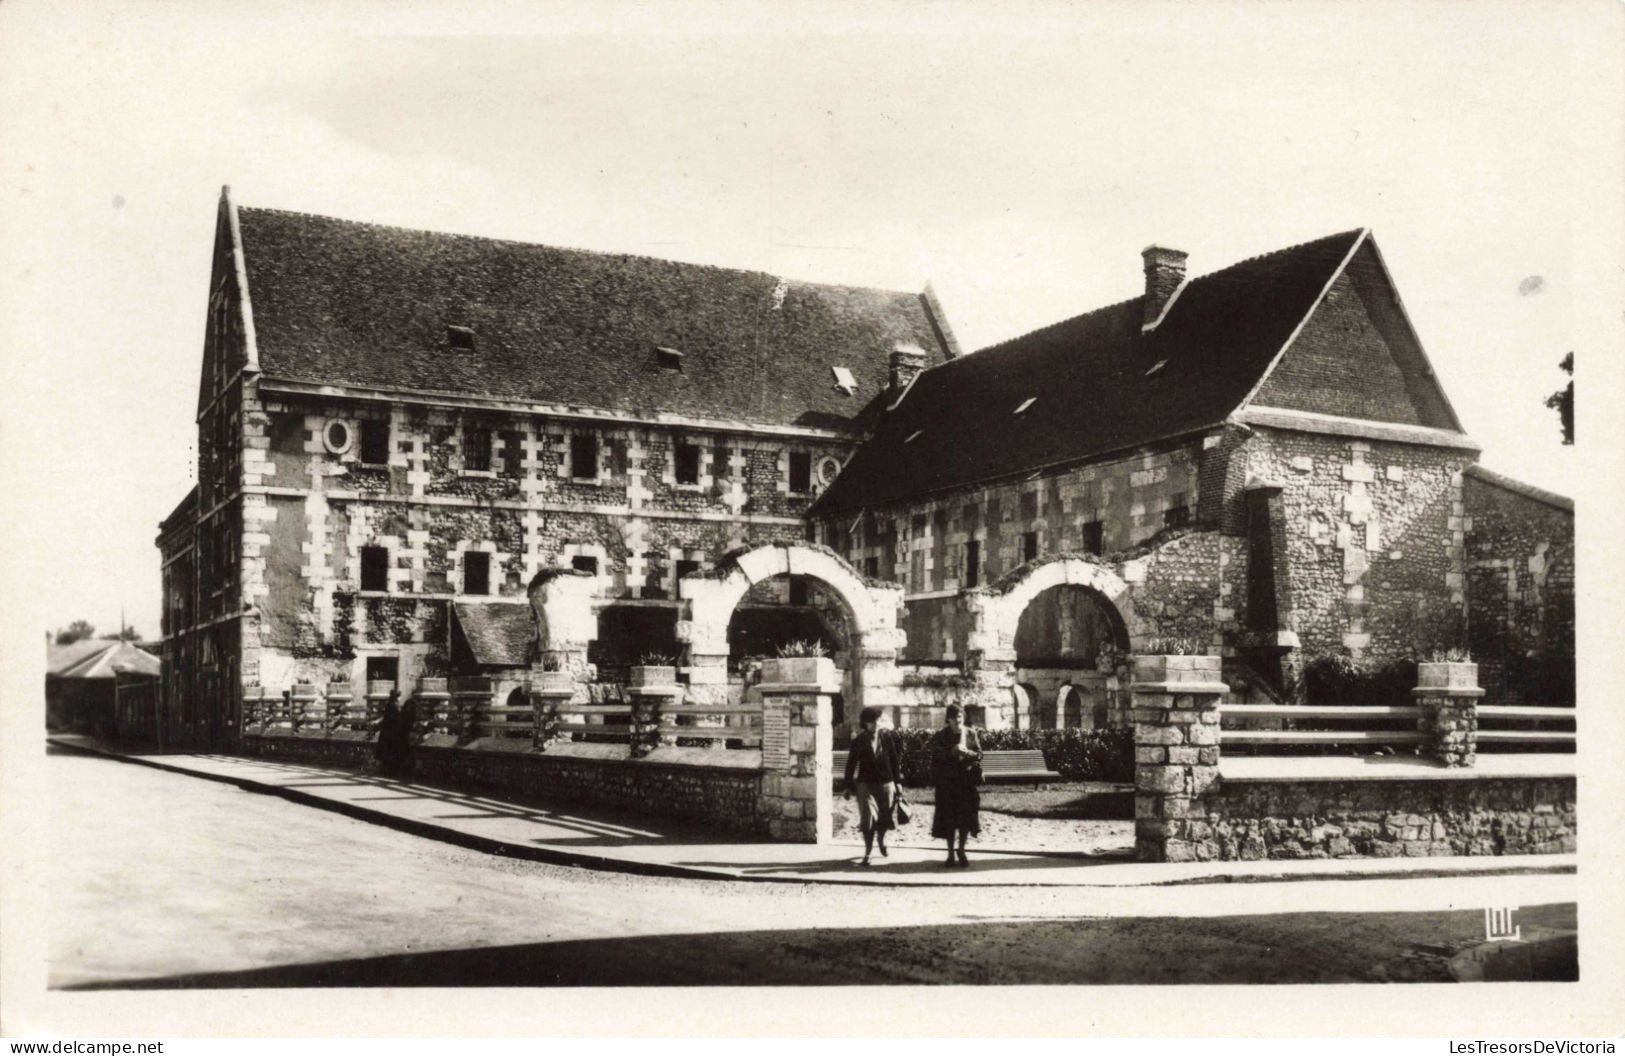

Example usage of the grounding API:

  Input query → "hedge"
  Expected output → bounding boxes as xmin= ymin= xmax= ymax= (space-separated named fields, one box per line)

xmin=889 ymin=726 xmax=1133 ymax=786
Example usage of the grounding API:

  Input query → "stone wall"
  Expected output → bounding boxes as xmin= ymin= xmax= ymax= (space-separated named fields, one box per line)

xmin=243 ymin=733 xmax=763 ymax=834
xmin=1462 ymin=468 xmax=1575 ymax=707
xmin=234 ymin=389 xmax=852 ymax=704
xmin=1236 ymin=426 xmax=1471 ymax=666
xmin=1209 ymin=776 xmax=1576 ymax=860
xmin=827 ymin=437 xmax=1210 ymax=595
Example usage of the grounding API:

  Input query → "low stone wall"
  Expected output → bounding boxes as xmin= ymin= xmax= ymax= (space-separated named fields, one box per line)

xmin=1207 ymin=776 xmax=1576 ymax=861
xmin=242 ymin=732 xmax=763 ymax=835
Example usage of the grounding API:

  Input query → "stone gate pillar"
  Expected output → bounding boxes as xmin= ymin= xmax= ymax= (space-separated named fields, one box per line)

xmin=1132 ymin=654 xmax=1227 ymax=862
xmin=755 ymin=668 xmax=837 ymax=843
xmin=1414 ymin=661 xmax=1483 ymax=767
xmin=528 ymin=568 xmax=598 ymax=681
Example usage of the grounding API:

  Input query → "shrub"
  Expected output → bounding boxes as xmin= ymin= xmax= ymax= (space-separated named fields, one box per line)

xmin=776 ymin=638 xmax=829 ymax=658
xmin=890 ymin=726 xmax=1134 ymax=785
xmin=1302 ymin=655 xmax=1416 ymax=707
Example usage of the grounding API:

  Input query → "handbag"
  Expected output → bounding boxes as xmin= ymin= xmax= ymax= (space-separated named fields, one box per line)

xmin=961 ymin=728 xmax=984 ymax=785
xmin=893 ymin=788 xmax=912 ymax=826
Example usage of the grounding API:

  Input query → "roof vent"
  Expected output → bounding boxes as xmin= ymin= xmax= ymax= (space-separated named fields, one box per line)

xmin=831 ymin=366 xmax=857 ymax=395
xmin=1013 ymin=397 xmax=1037 ymax=415
xmin=447 ymin=325 xmax=476 ymax=352
xmin=656 ymin=346 xmax=684 ymax=371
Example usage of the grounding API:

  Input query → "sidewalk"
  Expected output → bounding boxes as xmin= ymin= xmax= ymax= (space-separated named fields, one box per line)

xmin=50 ymin=735 xmax=1577 ymax=888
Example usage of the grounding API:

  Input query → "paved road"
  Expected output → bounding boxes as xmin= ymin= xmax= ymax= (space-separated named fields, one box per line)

xmin=46 ymin=749 xmax=1577 ymax=988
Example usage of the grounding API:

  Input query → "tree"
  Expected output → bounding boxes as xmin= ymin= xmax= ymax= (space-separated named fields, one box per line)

xmin=1545 ymin=352 xmax=1573 ymax=445
xmin=54 ymin=620 xmax=96 ymax=645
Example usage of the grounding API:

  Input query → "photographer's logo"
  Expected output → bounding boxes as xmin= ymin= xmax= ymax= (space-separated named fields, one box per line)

xmin=1484 ymin=906 xmax=1521 ymax=942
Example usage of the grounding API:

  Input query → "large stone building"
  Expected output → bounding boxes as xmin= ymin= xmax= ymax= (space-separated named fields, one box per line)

xmin=158 ymin=190 xmax=1573 ymax=748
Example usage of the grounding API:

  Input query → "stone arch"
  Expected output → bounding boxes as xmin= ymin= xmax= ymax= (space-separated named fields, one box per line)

xmin=676 ymin=544 xmax=905 ymax=718
xmin=968 ymin=556 xmax=1133 ymax=665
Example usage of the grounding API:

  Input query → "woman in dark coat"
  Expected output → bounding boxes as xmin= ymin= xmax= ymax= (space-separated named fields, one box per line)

xmin=930 ymin=704 xmax=983 ymax=867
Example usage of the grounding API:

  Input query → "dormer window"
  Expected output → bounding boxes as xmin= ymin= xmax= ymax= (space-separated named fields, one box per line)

xmin=831 ymin=366 xmax=857 ymax=395
xmin=1014 ymin=397 xmax=1037 ymax=415
xmin=447 ymin=325 xmax=476 ymax=352
xmin=656 ymin=346 xmax=684 ymax=371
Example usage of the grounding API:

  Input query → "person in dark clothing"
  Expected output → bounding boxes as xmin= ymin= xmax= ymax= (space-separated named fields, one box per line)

xmin=842 ymin=705 xmax=903 ymax=865
xmin=931 ymin=704 xmax=983 ymax=867
xmin=374 ymin=688 xmax=411 ymax=779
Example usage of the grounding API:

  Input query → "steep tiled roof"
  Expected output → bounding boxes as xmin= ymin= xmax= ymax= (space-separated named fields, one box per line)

xmin=815 ymin=230 xmax=1386 ymax=514
xmin=451 ymin=602 xmax=534 ymax=667
xmin=48 ymin=641 xmax=160 ymax=680
xmin=236 ymin=205 xmax=949 ymax=431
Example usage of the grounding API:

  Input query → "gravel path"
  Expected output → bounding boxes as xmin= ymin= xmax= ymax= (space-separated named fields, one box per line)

xmin=832 ymin=788 xmax=1133 ymax=855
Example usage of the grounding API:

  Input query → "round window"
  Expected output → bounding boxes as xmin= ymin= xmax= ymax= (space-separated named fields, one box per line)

xmin=322 ymin=419 xmax=353 ymax=454
xmin=816 ymin=456 xmax=842 ymax=485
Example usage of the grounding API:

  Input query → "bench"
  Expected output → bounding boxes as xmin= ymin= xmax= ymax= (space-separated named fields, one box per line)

xmin=831 ymin=748 xmax=1061 ymax=784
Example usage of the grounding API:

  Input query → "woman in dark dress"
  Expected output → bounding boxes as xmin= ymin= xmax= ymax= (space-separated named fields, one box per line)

xmin=931 ymin=704 xmax=983 ymax=867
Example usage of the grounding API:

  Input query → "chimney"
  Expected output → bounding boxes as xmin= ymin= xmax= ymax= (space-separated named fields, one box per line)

xmin=889 ymin=342 xmax=927 ymax=397
xmin=1141 ymin=245 xmax=1188 ymax=329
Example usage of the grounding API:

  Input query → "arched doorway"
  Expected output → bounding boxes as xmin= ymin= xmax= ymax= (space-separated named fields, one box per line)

xmin=677 ymin=544 xmax=906 ymax=844
xmin=968 ymin=556 xmax=1134 ymax=730
xmin=1013 ymin=582 xmax=1128 ymax=729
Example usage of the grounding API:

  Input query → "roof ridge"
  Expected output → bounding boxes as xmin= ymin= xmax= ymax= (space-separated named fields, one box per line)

xmin=236 ymin=203 xmax=924 ymax=300
xmin=962 ymin=228 xmax=1367 ymax=365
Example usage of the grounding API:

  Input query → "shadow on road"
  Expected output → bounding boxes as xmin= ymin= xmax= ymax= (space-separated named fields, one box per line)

xmin=58 ymin=904 xmax=1578 ymax=990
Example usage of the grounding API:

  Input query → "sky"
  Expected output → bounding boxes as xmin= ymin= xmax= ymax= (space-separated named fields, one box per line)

xmin=2 ymin=0 xmax=1621 ymax=643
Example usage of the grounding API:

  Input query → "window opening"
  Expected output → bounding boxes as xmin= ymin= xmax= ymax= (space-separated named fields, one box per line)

xmin=675 ymin=559 xmax=700 ymax=583
xmin=674 ymin=443 xmax=701 ymax=485
xmin=365 ymin=656 xmax=399 ymax=683
xmin=1082 ymin=520 xmax=1105 ymax=555
xmin=463 ymin=551 xmax=491 ymax=596
xmin=1022 ymin=531 xmax=1039 ymax=564
xmin=464 ymin=428 xmax=492 ymax=471
xmin=360 ymin=546 xmax=389 ymax=592
xmin=788 ymin=451 xmax=811 ymax=493
xmin=655 ymin=346 xmax=683 ymax=370
xmin=360 ymin=419 xmax=390 ymax=465
xmin=447 ymin=326 xmax=476 ymax=352
xmin=964 ymin=540 xmax=980 ymax=588
xmin=571 ymin=555 xmax=599 ymax=575
xmin=571 ymin=434 xmax=599 ymax=479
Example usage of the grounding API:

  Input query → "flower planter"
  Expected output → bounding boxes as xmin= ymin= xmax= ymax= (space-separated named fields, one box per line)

xmin=530 ymin=670 xmax=575 ymax=695
xmin=1417 ymin=661 xmax=1479 ymax=691
xmin=759 ymin=656 xmax=837 ymax=688
xmin=1131 ymin=653 xmax=1221 ymax=686
xmin=629 ymin=664 xmax=677 ymax=688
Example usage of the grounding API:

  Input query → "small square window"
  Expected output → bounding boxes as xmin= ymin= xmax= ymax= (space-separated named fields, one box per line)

xmin=464 ymin=427 xmax=492 ymax=471
xmin=571 ymin=555 xmax=599 ymax=575
xmin=360 ymin=546 xmax=389 ymax=592
xmin=571 ymin=434 xmax=599 ymax=479
xmin=365 ymin=656 xmax=399 ymax=683
xmin=675 ymin=559 xmax=700 ymax=583
xmin=674 ymin=443 xmax=701 ymax=485
xmin=656 ymin=346 xmax=683 ymax=370
xmin=788 ymin=451 xmax=812 ymax=493
xmin=360 ymin=419 xmax=390 ymax=465
xmin=1082 ymin=521 xmax=1105 ymax=555
xmin=1022 ymin=531 xmax=1039 ymax=564
xmin=447 ymin=325 xmax=476 ymax=352
xmin=463 ymin=552 xmax=490 ymax=596
xmin=1164 ymin=502 xmax=1191 ymax=528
